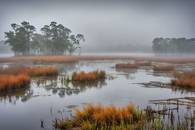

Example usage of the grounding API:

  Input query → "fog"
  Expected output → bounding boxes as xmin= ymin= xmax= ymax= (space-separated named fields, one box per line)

xmin=0 ymin=0 xmax=195 ymax=52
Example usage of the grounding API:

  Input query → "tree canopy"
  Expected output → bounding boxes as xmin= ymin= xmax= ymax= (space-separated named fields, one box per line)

xmin=5 ymin=21 xmax=85 ymax=56
xmin=152 ymin=38 xmax=195 ymax=54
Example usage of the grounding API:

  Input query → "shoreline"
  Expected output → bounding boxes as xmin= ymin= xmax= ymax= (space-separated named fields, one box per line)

xmin=0 ymin=55 xmax=195 ymax=63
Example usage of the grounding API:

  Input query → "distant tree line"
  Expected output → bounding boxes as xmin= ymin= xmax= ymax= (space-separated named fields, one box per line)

xmin=152 ymin=38 xmax=195 ymax=54
xmin=4 ymin=21 xmax=85 ymax=56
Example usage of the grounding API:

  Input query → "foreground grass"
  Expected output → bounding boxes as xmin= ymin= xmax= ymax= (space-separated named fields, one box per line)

xmin=171 ymin=71 xmax=195 ymax=89
xmin=54 ymin=104 xmax=188 ymax=130
xmin=0 ymin=74 xmax=30 ymax=92
xmin=54 ymin=104 xmax=145 ymax=130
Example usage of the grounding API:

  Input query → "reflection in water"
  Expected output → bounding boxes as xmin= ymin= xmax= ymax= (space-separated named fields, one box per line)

xmin=0 ymin=74 xmax=107 ymax=104
xmin=172 ymin=87 xmax=195 ymax=94
xmin=148 ymin=97 xmax=195 ymax=129
xmin=138 ymin=80 xmax=195 ymax=95
xmin=0 ymin=88 xmax=29 ymax=104
xmin=0 ymin=61 xmax=195 ymax=130
xmin=30 ymin=75 xmax=107 ymax=99
xmin=115 ymin=68 xmax=137 ymax=79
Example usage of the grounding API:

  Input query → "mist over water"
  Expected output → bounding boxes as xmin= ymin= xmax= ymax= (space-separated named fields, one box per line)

xmin=1 ymin=1 xmax=195 ymax=130
xmin=0 ymin=0 xmax=195 ymax=53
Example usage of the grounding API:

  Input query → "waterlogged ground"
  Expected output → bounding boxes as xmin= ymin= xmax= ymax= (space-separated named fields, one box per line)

xmin=0 ymin=60 xmax=195 ymax=130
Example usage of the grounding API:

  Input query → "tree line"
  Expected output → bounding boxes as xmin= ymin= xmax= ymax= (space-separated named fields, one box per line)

xmin=4 ymin=21 xmax=85 ymax=56
xmin=152 ymin=38 xmax=195 ymax=54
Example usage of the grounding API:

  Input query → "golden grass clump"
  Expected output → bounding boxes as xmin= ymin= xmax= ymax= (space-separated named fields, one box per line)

xmin=0 ymin=66 xmax=58 ymax=77
xmin=27 ymin=66 xmax=58 ymax=76
xmin=0 ymin=74 xmax=30 ymax=92
xmin=171 ymin=71 xmax=195 ymax=89
xmin=153 ymin=65 xmax=175 ymax=71
xmin=72 ymin=70 xmax=106 ymax=82
xmin=135 ymin=61 xmax=151 ymax=66
xmin=54 ymin=104 xmax=144 ymax=130
xmin=115 ymin=63 xmax=138 ymax=69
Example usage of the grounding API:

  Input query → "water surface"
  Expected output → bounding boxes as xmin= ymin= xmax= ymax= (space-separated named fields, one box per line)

xmin=0 ymin=60 xmax=194 ymax=130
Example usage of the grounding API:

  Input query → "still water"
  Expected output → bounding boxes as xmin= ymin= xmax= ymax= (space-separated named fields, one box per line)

xmin=0 ymin=60 xmax=194 ymax=130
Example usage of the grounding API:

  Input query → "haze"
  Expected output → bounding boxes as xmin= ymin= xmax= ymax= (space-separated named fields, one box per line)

xmin=0 ymin=0 xmax=195 ymax=52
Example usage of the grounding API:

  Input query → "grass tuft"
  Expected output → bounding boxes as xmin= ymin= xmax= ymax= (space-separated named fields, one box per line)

xmin=0 ymin=66 xmax=58 ymax=77
xmin=153 ymin=64 xmax=175 ymax=71
xmin=171 ymin=71 xmax=195 ymax=89
xmin=115 ymin=63 xmax=138 ymax=69
xmin=54 ymin=104 xmax=145 ymax=130
xmin=0 ymin=74 xmax=30 ymax=92
xmin=72 ymin=70 xmax=106 ymax=82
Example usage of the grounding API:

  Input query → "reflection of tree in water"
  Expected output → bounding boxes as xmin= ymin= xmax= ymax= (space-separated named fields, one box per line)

xmin=151 ymin=71 xmax=173 ymax=77
xmin=171 ymin=86 xmax=195 ymax=94
xmin=0 ymin=74 xmax=107 ymax=103
xmin=71 ymin=79 xmax=106 ymax=89
xmin=33 ymin=75 xmax=107 ymax=98
xmin=56 ymin=62 xmax=78 ymax=74
xmin=0 ymin=87 xmax=30 ymax=104
xmin=139 ymin=80 xmax=195 ymax=95
xmin=115 ymin=68 xmax=137 ymax=79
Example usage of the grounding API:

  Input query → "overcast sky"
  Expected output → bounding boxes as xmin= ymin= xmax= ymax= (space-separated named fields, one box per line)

xmin=0 ymin=0 xmax=194 ymax=52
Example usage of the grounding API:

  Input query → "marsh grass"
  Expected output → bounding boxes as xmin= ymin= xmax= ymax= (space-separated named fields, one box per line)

xmin=115 ymin=63 xmax=139 ymax=69
xmin=0 ymin=56 xmax=78 ymax=63
xmin=135 ymin=61 xmax=152 ymax=66
xmin=0 ymin=66 xmax=58 ymax=77
xmin=0 ymin=74 xmax=30 ymax=92
xmin=153 ymin=65 xmax=175 ymax=72
xmin=72 ymin=70 xmax=106 ymax=82
xmin=171 ymin=71 xmax=195 ymax=89
xmin=0 ymin=66 xmax=58 ymax=93
xmin=54 ymin=104 xmax=190 ymax=130
xmin=54 ymin=104 xmax=145 ymax=130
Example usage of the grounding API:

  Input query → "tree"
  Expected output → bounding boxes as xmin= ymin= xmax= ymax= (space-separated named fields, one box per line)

xmin=152 ymin=37 xmax=195 ymax=54
xmin=4 ymin=21 xmax=35 ymax=55
xmin=41 ymin=22 xmax=85 ymax=55
xmin=4 ymin=21 xmax=85 ymax=56
xmin=41 ymin=22 xmax=72 ymax=55
xmin=67 ymin=34 xmax=85 ymax=55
